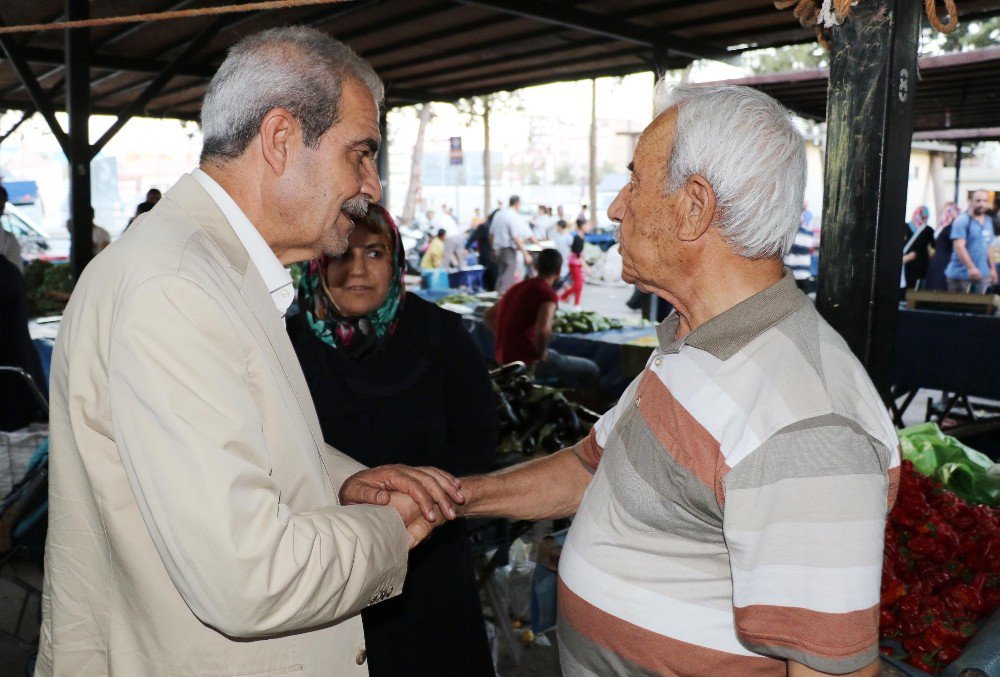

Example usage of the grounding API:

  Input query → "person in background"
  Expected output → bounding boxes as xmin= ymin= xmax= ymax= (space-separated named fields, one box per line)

xmin=484 ymin=248 xmax=599 ymax=390
xmin=490 ymin=195 xmax=533 ymax=294
xmin=926 ymin=202 xmax=961 ymax=291
xmin=0 ymin=185 xmax=22 ymax=271
xmin=0 ymin=256 xmax=47 ymax=431
xmin=431 ymin=204 xmax=459 ymax=237
xmin=442 ymin=232 xmax=469 ymax=270
xmin=146 ymin=188 xmax=162 ymax=205
xmin=90 ymin=207 xmax=112 ymax=254
xmin=469 ymin=207 xmax=484 ymax=229
xmin=559 ymin=232 xmax=588 ymax=308
xmin=902 ymin=205 xmax=934 ymax=291
xmin=125 ymin=199 xmax=156 ymax=230
xmin=551 ymin=219 xmax=574 ymax=281
xmin=468 ymin=206 xmax=499 ymax=290
xmin=783 ymin=202 xmax=815 ymax=294
xmin=287 ymin=204 xmax=496 ymax=676
xmin=945 ymin=189 xmax=997 ymax=294
xmin=421 ymin=228 xmax=446 ymax=269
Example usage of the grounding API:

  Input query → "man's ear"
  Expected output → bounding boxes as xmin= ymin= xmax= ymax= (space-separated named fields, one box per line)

xmin=259 ymin=108 xmax=297 ymax=176
xmin=677 ymin=174 xmax=716 ymax=243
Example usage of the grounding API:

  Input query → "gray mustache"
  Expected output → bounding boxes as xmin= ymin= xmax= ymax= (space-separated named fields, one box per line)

xmin=343 ymin=195 xmax=371 ymax=218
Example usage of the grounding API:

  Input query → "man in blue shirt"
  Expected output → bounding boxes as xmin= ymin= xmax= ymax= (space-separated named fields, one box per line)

xmin=945 ymin=190 xmax=997 ymax=294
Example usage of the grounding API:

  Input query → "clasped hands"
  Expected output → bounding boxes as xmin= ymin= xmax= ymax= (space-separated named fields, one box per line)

xmin=339 ymin=464 xmax=466 ymax=548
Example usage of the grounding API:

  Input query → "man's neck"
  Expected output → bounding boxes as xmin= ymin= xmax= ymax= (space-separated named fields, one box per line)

xmin=664 ymin=259 xmax=784 ymax=338
xmin=542 ymin=274 xmax=560 ymax=288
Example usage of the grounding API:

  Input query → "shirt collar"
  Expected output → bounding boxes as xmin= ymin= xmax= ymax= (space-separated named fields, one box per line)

xmin=655 ymin=269 xmax=809 ymax=360
xmin=191 ymin=168 xmax=293 ymax=316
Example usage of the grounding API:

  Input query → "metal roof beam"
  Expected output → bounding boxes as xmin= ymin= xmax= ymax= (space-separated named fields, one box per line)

xmin=0 ymin=16 xmax=69 ymax=152
xmin=450 ymin=0 xmax=732 ymax=63
xmin=91 ymin=16 xmax=229 ymax=158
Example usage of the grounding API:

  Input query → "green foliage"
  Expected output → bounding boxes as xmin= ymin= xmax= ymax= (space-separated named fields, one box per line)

xmin=937 ymin=17 xmax=1000 ymax=52
xmin=743 ymin=43 xmax=828 ymax=75
xmin=553 ymin=163 xmax=576 ymax=185
xmin=23 ymin=259 xmax=74 ymax=318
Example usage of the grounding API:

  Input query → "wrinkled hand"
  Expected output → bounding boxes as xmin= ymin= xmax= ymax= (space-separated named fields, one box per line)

xmin=339 ymin=464 xmax=465 ymax=523
xmin=387 ymin=492 xmax=435 ymax=549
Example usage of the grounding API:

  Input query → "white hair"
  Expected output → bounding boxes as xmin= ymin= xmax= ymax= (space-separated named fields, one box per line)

xmin=652 ymin=80 xmax=807 ymax=259
xmin=200 ymin=27 xmax=384 ymax=163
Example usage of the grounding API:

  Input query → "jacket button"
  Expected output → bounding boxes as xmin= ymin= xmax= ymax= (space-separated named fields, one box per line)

xmin=356 ymin=649 xmax=367 ymax=665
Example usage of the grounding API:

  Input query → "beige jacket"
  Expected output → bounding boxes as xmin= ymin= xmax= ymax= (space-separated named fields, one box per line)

xmin=36 ymin=175 xmax=410 ymax=676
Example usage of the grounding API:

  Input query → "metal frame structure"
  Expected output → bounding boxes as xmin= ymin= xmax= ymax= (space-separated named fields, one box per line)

xmin=0 ymin=0 xmax=999 ymax=399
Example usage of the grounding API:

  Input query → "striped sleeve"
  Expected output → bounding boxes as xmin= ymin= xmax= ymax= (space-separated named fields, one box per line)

xmin=722 ymin=417 xmax=893 ymax=674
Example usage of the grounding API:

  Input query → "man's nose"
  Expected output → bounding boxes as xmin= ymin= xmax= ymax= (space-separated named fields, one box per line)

xmin=608 ymin=185 xmax=627 ymax=223
xmin=363 ymin=156 xmax=382 ymax=204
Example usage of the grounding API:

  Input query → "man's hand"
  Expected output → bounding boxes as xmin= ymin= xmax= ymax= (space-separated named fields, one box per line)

xmin=339 ymin=464 xmax=465 ymax=523
xmin=991 ymin=267 xmax=998 ymax=286
xmin=968 ymin=265 xmax=983 ymax=282
xmin=387 ymin=492 xmax=435 ymax=549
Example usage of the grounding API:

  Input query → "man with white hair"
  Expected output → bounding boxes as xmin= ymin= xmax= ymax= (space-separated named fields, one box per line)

xmin=39 ymin=27 xmax=463 ymax=676
xmin=420 ymin=84 xmax=899 ymax=675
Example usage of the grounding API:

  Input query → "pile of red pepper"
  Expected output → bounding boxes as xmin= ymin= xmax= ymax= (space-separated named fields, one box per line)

xmin=880 ymin=460 xmax=1000 ymax=674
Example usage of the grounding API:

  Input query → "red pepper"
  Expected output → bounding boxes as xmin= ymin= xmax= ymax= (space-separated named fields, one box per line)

xmin=908 ymin=653 xmax=939 ymax=673
xmin=942 ymin=584 xmax=984 ymax=615
xmin=937 ymin=643 xmax=963 ymax=665
xmin=908 ymin=534 xmax=938 ymax=558
xmin=879 ymin=608 xmax=898 ymax=630
xmin=881 ymin=579 xmax=907 ymax=606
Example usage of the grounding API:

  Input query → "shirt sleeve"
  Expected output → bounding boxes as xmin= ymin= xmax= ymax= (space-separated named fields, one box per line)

xmin=722 ymin=418 xmax=893 ymax=673
xmin=951 ymin=216 xmax=969 ymax=241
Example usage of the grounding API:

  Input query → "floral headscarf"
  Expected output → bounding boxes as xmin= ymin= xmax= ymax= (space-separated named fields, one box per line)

xmin=909 ymin=206 xmax=930 ymax=232
xmin=297 ymin=204 xmax=407 ymax=360
xmin=937 ymin=204 xmax=962 ymax=231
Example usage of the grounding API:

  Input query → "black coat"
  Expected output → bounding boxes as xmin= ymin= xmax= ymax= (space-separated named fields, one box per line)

xmin=0 ymin=258 xmax=47 ymax=432
xmin=287 ymin=293 xmax=497 ymax=677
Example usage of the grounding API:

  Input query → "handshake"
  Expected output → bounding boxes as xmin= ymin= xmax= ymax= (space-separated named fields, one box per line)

xmin=339 ymin=464 xmax=469 ymax=549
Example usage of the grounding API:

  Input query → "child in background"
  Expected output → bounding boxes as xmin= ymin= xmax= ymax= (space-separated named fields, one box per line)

xmin=559 ymin=233 xmax=588 ymax=308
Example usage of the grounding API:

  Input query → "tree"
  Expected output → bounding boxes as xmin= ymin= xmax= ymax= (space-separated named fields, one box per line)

xmin=744 ymin=43 xmax=828 ymax=75
xmin=937 ymin=17 xmax=1000 ymax=52
xmin=401 ymin=103 xmax=432 ymax=226
xmin=553 ymin=163 xmax=575 ymax=185
xmin=454 ymin=92 xmax=522 ymax=214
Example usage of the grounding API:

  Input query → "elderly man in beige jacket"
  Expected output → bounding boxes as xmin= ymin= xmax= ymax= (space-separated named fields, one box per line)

xmin=37 ymin=28 xmax=461 ymax=676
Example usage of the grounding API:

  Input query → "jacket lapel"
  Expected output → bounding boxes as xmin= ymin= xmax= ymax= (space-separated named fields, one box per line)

xmin=165 ymin=175 xmax=331 ymax=479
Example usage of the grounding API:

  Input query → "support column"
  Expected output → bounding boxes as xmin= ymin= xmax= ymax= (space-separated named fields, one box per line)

xmin=953 ymin=141 xmax=963 ymax=205
xmin=378 ymin=107 xmax=389 ymax=206
xmin=66 ymin=0 xmax=92 ymax=280
xmin=588 ymin=78 xmax=597 ymax=228
xmin=815 ymin=0 xmax=920 ymax=401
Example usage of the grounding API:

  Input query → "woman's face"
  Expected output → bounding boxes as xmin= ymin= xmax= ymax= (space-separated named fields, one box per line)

xmin=324 ymin=225 xmax=393 ymax=317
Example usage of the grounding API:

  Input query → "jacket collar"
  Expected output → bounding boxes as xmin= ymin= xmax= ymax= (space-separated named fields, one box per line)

xmin=163 ymin=173 xmax=250 ymax=276
xmin=656 ymin=269 xmax=809 ymax=360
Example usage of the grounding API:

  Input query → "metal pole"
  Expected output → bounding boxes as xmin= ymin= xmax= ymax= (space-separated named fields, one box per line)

xmin=589 ymin=78 xmax=597 ymax=227
xmin=815 ymin=0 xmax=920 ymax=402
xmin=953 ymin=141 xmax=963 ymax=205
xmin=66 ymin=0 xmax=92 ymax=280
xmin=378 ymin=107 xmax=389 ymax=207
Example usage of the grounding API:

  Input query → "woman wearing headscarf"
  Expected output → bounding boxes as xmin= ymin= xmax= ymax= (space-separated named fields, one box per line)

xmin=902 ymin=205 xmax=934 ymax=290
xmin=287 ymin=204 xmax=497 ymax=676
xmin=926 ymin=203 xmax=963 ymax=291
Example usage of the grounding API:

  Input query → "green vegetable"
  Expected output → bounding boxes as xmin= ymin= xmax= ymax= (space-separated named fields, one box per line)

xmin=898 ymin=422 xmax=1000 ymax=506
xmin=552 ymin=310 xmax=624 ymax=334
xmin=435 ymin=293 xmax=480 ymax=307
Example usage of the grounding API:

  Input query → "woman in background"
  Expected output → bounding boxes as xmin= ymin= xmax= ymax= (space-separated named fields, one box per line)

xmin=926 ymin=203 xmax=962 ymax=291
xmin=288 ymin=204 xmax=497 ymax=677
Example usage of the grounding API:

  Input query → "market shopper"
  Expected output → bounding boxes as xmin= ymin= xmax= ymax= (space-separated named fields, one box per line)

xmin=376 ymin=84 xmax=900 ymax=677
xmin=484 ymin=248 xmax=599 ymax=390
xmin=558 ymin=232 xmax=589 ymax=308
xmin=420 ymin=228 xmax=446 ymax=269
xmin=288 ymin=204 xmax=495 ymax=676
xmin=490 ymin=194 xmax=533 ymax=293
xmin=945 ymin=189 xmax=998 ymax=294
xmin=925 ymin=202 xmax=961 ymax=290
xmin=902 ymin=205 xmax=934 ymax=290
xmin=39 ymin=27 xmax=464 ymax=677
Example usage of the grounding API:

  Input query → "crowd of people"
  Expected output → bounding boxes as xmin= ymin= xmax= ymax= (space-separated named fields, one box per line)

xmin=0 ymin=23 xmax=990 ymax=677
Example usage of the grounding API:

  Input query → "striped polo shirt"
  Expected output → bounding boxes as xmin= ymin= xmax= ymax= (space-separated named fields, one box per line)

xmin=557 ymin=271 xmax=899 ymax=676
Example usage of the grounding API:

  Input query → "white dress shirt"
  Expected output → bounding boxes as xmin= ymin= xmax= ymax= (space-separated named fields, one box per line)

xmin=191 ymin=168 xmax=294 ymax=316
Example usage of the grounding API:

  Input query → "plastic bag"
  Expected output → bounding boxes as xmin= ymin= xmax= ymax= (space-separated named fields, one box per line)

xmin=899 ymin=422 xmax=1000 ymax=506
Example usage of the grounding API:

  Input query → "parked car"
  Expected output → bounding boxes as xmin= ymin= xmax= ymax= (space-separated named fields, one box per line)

xmin=1 ymin=202 xmax=69 ymax=264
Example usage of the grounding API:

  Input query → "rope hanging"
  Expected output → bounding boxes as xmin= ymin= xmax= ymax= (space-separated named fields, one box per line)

xmin=0 ymin=0 xmax=351 ymax=35
xmin=774 ymin=0 xmax=960 ymax=48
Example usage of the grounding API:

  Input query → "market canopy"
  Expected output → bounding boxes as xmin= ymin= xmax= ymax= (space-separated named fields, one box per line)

xmin=711 ymin=45 xmax=1000 ymax=139
xmin=0 ymin=0 xmax=994 ymax=123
